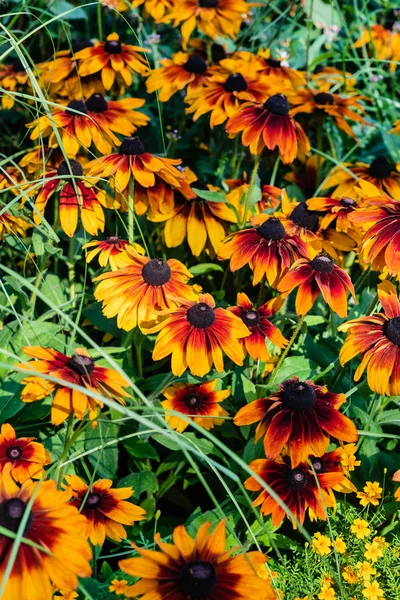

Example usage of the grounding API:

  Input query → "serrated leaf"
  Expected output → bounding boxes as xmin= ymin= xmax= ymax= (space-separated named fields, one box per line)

xmin=118 ymin=471 xmax=158 ymax=498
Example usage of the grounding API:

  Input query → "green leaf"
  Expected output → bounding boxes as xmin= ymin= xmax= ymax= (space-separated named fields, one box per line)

xmin=40 ymin=273 xmax=67 ymax=307
xmin=122 ymin=437 xmax=160 ymax=460
xmin=0 ymin=380 xmax=24 ymax=421
xmin=304 ymin=315 xmax=325 ymax=326
xmin=376 ymin=409 xmax=400 ymax=426
xmin=118 ymin=471 xmax=159 ymax=499
xmin=85 ymin=421 xmax=119 ymax=479
xmin=272 ymin=356 xmax=312 ymax=384
xmin=83 ymin=303 xmax=121 ymax=338
xmin=241 ymin=375 xmax=257 ymax=402
xmin=48 ymin=0 xmax=87 ymax=19
xmin=304 ymin=0 xmax=340 ymax=27
xmin=189 ymin=263 xmax=224 ymax=276
xmin=191 ymin=188 xmax=227 ymax=203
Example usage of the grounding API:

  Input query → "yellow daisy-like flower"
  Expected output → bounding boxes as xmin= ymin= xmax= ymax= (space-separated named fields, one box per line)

xmin=53 ymin=591 xmax=79 ymax=600
xmin=356 ymin=561 xmax=377 ymax=581
xmin=108 ymin=578 xmax=128 ymax=595
xmin=340 ymin=444 xmax=361 ymax=473
xmin=362 ymin=580 xmax=384 ymax=600
xmin=318 ymin=585 xmax=336 ymax=600
xmin=364 ymin=541 xmax=383 ymax=563
xmin=332 ymin=537 xmax=346 ymax=553
xmin=357 ymin=482 xmax=383 ymax=507
xmin=351 ymin=518 xmax=371 ymax=539
xmin=312 ymin=532 xmax=332 ymax=556
xmin=342 ymin=566 xmax=358 ymax=584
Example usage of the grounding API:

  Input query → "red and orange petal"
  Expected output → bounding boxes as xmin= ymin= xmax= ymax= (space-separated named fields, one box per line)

xmin=146 ymin=51 xmax=211 ymax=102
xmin=161 ymin=380 xmax=230 ymax=432
xmin=94 ymin=250 xmax=198 ymax=331
xmin=0 ymin=423 xmax=51 ymax=483
xmin=0 ymin=465 xmax=92 ymax=600
xmin=65 ymin=474 xmax=146 ymax=546
xmin=151 ymin=293 xmax=250 ymax=377
xmin=306 ymin=195 xmax=359 ymax=233
xmin=277 ymin=254 xmax=356 ymax=318
xmin=132 ymin=0 xmax=172 ymax=20
xmin=234 ymin=377 xmax=358 ymax=467
xmin=83 ymin=237 xmax=145 ymax=271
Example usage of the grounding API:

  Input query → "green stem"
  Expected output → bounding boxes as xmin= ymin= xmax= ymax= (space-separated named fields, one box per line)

xmin=68 ymin=238 xmax=76 ymax=305
xmin=230 ymin=136 xmax=239 ymax=178
xmin=128 ymin=178 xmax=135 ymax=246
xmin=269 ymin=315 xmax=305 ymax=384
xmin=241 ymin=154 xmax=261 ymax=227
xmin=269 ymin=155 xmax=280 ymax=186
xmin=136 ymin=335 xmax=144 ymax=378
xmin=96 ymin=3 xmax=103 ymax=40
xmin=57 ymin=413 xmax=74 ymax=488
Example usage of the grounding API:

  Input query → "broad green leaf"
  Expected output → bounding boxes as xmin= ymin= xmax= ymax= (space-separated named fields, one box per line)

xmin=192 ymin=188 xmax=226 ymax=203
xmin=189 ymin=263 xmax=224 ymax=276
xmin=118 ymin=471 xmax=159 ymax=498
xmin=85 ymin=421 xmax=119 ymax=479
xmin=122 ymin=437 xmax=160 ymax=460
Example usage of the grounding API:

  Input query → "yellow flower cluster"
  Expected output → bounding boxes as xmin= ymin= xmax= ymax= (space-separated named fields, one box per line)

xmin=357 ymin=482 xmax=383 ymax=507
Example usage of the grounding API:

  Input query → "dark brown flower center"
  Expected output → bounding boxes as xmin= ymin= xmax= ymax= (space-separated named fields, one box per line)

xmin=314 ymin=92 xmax=334 ymax=105
xmin=211 ymin=43 xmax=226 ymax=63
xmin=84 ymin=492 xmax=102 ymax=509
xmin=184 ymin=54 xmax=208 ymax=74
xmin=185 ymin=394 xmax=201 ymax=409
xmin=67 ymin=354 xmax=95 ymax=376
xmin=6 ymin=446 xmax=23 ymax=460
xmin=0 ymin=499 xmax=33 ymax=533
xmin=290 ymin=203 xmax=319 ymax=231
xmin=265 ymin=57 xmax=281 ymax=68
xmin=310 ymin=254 xmax=334 ymax=273
xmin=223 ymin=73 xmax=248 ymax=92
xmin=384 ymin=317 xmax=400 ymax=346
xmin=57 ymin=159 xmax=83 ymax=177
xmin=142 ymin=258 xmax=172 ymax=286
xmin=242 ymin=309 xmax=260 ymax=327
xmin=72 ymin=39 xmax=94 ymax=53
xmin=340 ymin=197 xmax=356 ymax=208
xmin=187 ymin=303 xmax=216 ymax=329
xmin=198 ymin=0 xmax=219 ymax=7
xmin=104 ymin=39 xmax=122 ymax=54
xmin=264 ymin=93 xmax=290 ymax=116
xmin=257 ymin=217 xmax=286 ymax=241
xmin=180 ymin=561 xmax=217 ymax=597
xmin=368 ymin=157 xmax=393 ymax=179
xmin=66 ymin=99 xmax=88 ymax=115
xmin=283 ymin=381 xmax=316 ymax=410
xmin=119 ymin=136 xmax=145 ymax=155
xmin=107 ymin=236 xmax=122 ymax=244
xmin=86 ymin=93 xmax=108 ymax=113
xmin=288 ymin=468 xmax=308 ymax=489
xmin=311 ymin=457 xmax=325 ymax=473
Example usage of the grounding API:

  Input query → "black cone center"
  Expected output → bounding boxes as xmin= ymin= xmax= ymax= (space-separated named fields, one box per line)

xmin=187 ymin=303 xmax=216 ymax=329
xmin=310 ymin=254 xmax=334 ymax=273
xmin=264 ymin=93 xmax=290 ymax=116
xmin=211 ymin=43 xmax=226 ymax=63
xmin=107 ymin=236 xmax=122 ymax=244
xmin=142 ymin=259 xmax=172 ymax=286
xmin=67 ymin=354 xmax=95 ymax=376
xmin=290 ymin=203 xmax=319 ymax=231
xmin=283 ymin=381 xmax=316 ymax=410
xmin=6 ymin=446 xmax=23 ymax=460
xmin=66 ymin=100 xmax=88 ymax=115
xmin=223 ymin=73 xmax=248 ymax=92
xmin=104 ymin=40 xmax=122 ymax=54
xmin=384 ymin=317 xmax=400 ymax=346
xmin=340 ymin=197 xmax=356 ymax=208
xmin=184 ymin=54 xmax=208 ymax=74
xmin=0 ymin=499 xmax=33 ymax=533
xmin=84 ymin=492 xmax=102 ymax=509
xmin=242 ymin=310 xmax=260 ymax=327
xmin=257 ymin=218 xmax=286 ymax=241
xmin=311 ymin=457 xmax=325 ymax=473
xmin=119 ymin=136 xmax=145 ymax=155
xmin=57 ymin=159 xmax=83 ymax=177
xmin=185 ymin=395 xmax=201 ymax=409
xmin=266 ymin=57 xmax=281 ymax=68
xmin=198 ymin=0 xmax=219 ymax=7
xmin=180 ymin=561 xmax=217 ymax=597
xmin=314 ymin=92 xmax=334 ymax=105
xmin=72 ymin=39 xmax=94 ymax=53
xmin=288 ymin=468 xmax=308 ymax=489
xmin=368 ymin=157 xmax=393 ymax=179
xmin=86 ymin=93 xmax=108 ymax=113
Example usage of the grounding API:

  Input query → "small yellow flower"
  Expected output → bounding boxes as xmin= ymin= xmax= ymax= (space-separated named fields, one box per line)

xmin=357 ymin=482 xmax=383 ymax=507
xmin=332 ymin=537 xmax=346 ymax=553
xmin=257 ymin=563 xmax=278 ymax=582
xmin=362 ymin=580 xmax=384 ymax=600
xmin=356 ymin=561 xmax=377 ymax=581
xmin=321 ymin=574 xmax=334 ymax=588
xmin=342 ymin=565 xmax=358 ymax=584
xmin=312 ymin=532 xmax=332 ymax=556
xmin=53 ymin=592 xmax=79 ymax=600
xmin=340 ymin=443 xmax=361 ymax=473
xmin=318 ymin=585 xmax=336 ymax=600
xmin=364 ymin=541 xmax=383 ymax=563
xmin=108 ymin=579 xmax=128 ymax=595
xmin=351 ymin=518 xmax=371 ymax=539
xmin=372 ymin=536 xmax=388 ymax=550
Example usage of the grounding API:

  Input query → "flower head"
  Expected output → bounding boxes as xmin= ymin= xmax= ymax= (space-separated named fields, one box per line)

xmin=364 ymin=541 xmax=383 ymax=563
xmin=322 ymin=158 xmax=400 ymax=200
xmin=312 ymin=532 xmax=332 ymax=556
xmin=357 ymin=482 xmax=383 ymax=507
xmin=0 ymin=423 xmax=51 ymax=483
xmin=146 ymin=51 xmax=211 ymax=101
xmin=109 ymin=579 xmax=129 ymax=595
xmin=362 ymin=580 xmax=384 ymax=600
xmin=83 ymin=237 xmax=144 ymax=271
xmin=351 ymin=519 xmax=371 ymax=539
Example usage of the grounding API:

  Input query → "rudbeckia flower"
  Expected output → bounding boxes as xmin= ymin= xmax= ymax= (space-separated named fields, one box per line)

xmin=227 ymin=293 xmax=288 ymax=362
xmin=33 ymin=159 xmax=110 ymax=237
xmin=161 ymin=380 xmax=230 ymax=432
xmin=0 ymin=423 xmax=51 ymax=483
xmin=65 ymin=475 xmax=146 ymax=546
xmin=244 ymin=456 xmax=331 ymax=528
xmin=354 ymin=24 xmax=394 ymax=63
xmin=339 ymin=281 xmax=400 ymax=395
xmin=119 ymin=520 xmax=271 ymax=600
xmin=224 ymin=177 xmax=282 ymax=222
xmin=0 ymin=208 xmax=31 ymax=240
xmin=0 ymin=60 xmax=30 ymax=109
xmin=185 ymin=57 xmax=271 ymax=127
xmin=234 ymin=377 xmax=358 ymax=466
xmin=277 ymin=253 xmax=356 ymax=318
xmin=322 ymin=157 xmax=400 ymax=200
xmin=85 ymin=136 xmax=187 ymax=215
xmin=17 ymin=346 xmax=130 ymax=425
xmin=149 ymin=179 xmax=238 ymax=256
xmin=75 ymin=33 xmax=149 ymax=89
xmin=146 ymin=52 xmax=211 ymax=101
xmin=162 ymin=0 xmax=250 ymax=49
xmin=132 ymin=0 xmax=172 ymax=19
xmin=93 ymin=248 xmax=198 ymax=331
xmin=254 ymin=48 xmax=305 ymax=88
xmin=307 ymin=195 xmax=360 ymax=232
xmin=0 ymin=465 xmax=92 ymax=600
xmin=83 ymin=236 xmax=144 ymax=270
xmin=218 ymin=215 xmax=309 ymax=286
xmin=290 ymin=88 xmax=368 ymax=139
xmin=151 ymin=293 xmax=250 ymax=376
xmin=226 ymin=93 xmax=311 ymax=163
